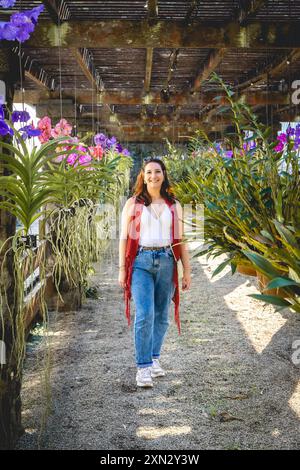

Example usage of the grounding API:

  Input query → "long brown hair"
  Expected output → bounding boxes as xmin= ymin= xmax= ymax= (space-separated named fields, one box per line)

xmin=133 ymin=158 xmax=176 ymax=206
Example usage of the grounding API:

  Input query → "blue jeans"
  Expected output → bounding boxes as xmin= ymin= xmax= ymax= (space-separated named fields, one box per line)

xmin=131 ymin=246 xmax=175 ymax=368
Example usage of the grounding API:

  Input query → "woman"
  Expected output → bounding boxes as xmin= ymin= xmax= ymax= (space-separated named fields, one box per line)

xmin=119 ymin=158 xmax=191 ymax=388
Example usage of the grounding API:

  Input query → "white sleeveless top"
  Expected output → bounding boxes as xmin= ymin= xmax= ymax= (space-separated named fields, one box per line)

xmin=139 ymin=203 xmax=172 ymax=247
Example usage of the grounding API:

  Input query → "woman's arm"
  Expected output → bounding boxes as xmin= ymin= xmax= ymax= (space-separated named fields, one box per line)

xmin=175 ymin=200 xmax=191 ymax=290
xmin=118 ymin=198 xmax=134 ymax=287
xmin=175 ymin=200 xmax=191 ymax=271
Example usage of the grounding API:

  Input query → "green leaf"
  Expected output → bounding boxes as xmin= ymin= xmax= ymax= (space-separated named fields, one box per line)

xmin=273 ymin=220 xmax=299 ymax=249
xmin=212 ymin=258 xmax=232 ymax=277
xmin=242 ymin=251 xmax=282 ymax=278
xmin=260 ymin=230 xmax=274 ymax=243
xmin=231 ymin=262 xmax=237 ymax=275
xmin=266 ymin=277 xmax=299 ymax=290
xmin=249 ymin=294 xmax=291 ymax=307
xmin=288 ymin=268 xmax=300 ymax=283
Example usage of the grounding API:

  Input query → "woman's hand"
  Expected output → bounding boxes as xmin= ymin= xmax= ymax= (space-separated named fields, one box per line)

xmin=182 ymin=270 xmax=191 ymax=291
xmin=118 ymin=268 xmax=126 ymax=288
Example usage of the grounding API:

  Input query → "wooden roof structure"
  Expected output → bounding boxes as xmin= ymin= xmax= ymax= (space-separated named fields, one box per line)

xmin=2 ymin=0 xmax=300 ymax=142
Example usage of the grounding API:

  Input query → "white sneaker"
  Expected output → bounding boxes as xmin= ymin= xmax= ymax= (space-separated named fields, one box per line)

xmin=136 ymin=367 xmax=153 ymax=388
xmin=151 ymin=359 xmax=166 ymax=378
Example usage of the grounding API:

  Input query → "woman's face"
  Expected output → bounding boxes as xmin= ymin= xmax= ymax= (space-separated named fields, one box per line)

xmin=144 ymin=162 xmax=164 ymax=189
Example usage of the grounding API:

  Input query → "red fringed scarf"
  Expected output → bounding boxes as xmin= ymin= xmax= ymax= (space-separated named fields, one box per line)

xmin=124 ymin=196 xmax=181 ymax=334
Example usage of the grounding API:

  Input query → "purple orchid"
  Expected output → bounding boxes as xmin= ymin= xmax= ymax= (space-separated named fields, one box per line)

xmin=122 ymin=148 xmax=130 ymax=156
xmin=293 ymin=124 xmax=300 ymax=150
xmin=10 ymin=11 xmax=35 ymax=42
xmin=11 ymin=110 xmax=30 ymax=123
xmin=224 ymin=150 xmax=233 ymax=158
xmin=106 ymin=136 xmax=117 ymax=149
xmin=0 ymin=0 xmax=16 ymax=7
xmin=0 ymin=104 xmax=4 ymax=120
xmin=19 ymin=125 xmax=42 ymax=140
xmin=115 ymin=143 xmax=123 ymax=153
xmin=15 ymin=25 xmax=32 ymax=42
xmin=94 ymin=133 xmax=107 ymax=147
xmin=0 ymin=5 xmax=44 ymax=42
xmin=0 ymin=21 xmax=18 ymax=40
xmin=10 ymin=13 xmax=35 ymax=34
xmin=286 ymin=125 xmax=295 ymax=137
xmin=0 ymin=120 xmax=13 ymax=136
xmin=214 ymin=142 xmax=222 ymax=154
xmin=27 ymin=5 xmax=44 ymax=24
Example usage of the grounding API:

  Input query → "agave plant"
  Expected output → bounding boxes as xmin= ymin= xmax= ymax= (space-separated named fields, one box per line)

xmin=243 ymin=221 xmax=300 ymax=313
xmin=168 ymin=73 xmax=300 ymax=287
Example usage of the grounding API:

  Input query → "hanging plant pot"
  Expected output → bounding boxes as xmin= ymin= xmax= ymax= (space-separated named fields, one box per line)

xmin=237 ymin=263 xmax=257 ymax=277
xmin=256 ymin=271 xmax=289 ymax=298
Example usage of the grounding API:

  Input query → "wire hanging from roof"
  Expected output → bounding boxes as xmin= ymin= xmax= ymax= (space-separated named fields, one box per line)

xmin=57 ymin=12 xmax=63 ymax=121
xmin=74 ymin=66 xmax=77 ymax=136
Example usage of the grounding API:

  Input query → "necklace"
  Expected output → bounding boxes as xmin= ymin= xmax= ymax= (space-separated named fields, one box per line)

xmin=150 ymin=202 xmax=166 ymax=219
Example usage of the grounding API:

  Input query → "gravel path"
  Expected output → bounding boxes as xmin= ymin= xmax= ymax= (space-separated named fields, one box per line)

xmin=17 ymin=241 xmax=300 ymax=450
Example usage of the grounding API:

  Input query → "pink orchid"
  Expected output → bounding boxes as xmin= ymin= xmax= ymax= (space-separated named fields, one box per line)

xmin=37 ymin=116 xmax=52 ymax=143
xmin=67 ymin=153 xmax=79 ymax=166
xmin=89 ymin=145 xmax=104 ymax=160
xmin=275 ymin=142 xmax=284 ymax=153
xmin=54 ymin=154 xmax=65 ymax=163
xmin=51 ymin=118 xmax=72 ymax=138
xmin=77 ymin=144 xmax=87 ymax=153
xmin=277 ymin=132 xmax=287 ymax=143
xmin=78 ymin=154 xmax=92 ymax=166
xmin=274 ymin=132 xmax=287 ymax=152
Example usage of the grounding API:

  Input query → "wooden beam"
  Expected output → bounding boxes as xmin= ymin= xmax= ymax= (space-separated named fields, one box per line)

xmin=76 ymin=130 xmax=214 ymax=143
xmin=192 ymin=48 xmax=226 ymax=91
xmin=237 ymin=49 xmax=300 ymax=90
xmin=35 ymin=99 xmax=75 ymax=118
xmin=76 ymin=119 xmax=227 ymax=141
xmin=24 ymin=70 xmax=53 ymax=91
xmin=80 ymin=116 xmax=227 ymax=127
xmin=237 ymin=1 xmax=267 ymax=26
xmin=72 ymin=53 xmax=119 ymax=130
xmin=14 ymin=89 xmax=292 ymax=106
xmin=203 ymin=106 xmax=219 ymax=123
xmin=144 ymin=48 xmax=153 ymax=93
xmin=118 ymin=124 xmax=227 ymax=142
xmin=274 ymin=105 xmax=300 ymax=122
xmin=12 ymin=47 xmax=55 ymax=91
xmin=20 ymin=20 xmax=300 ymax=48
xmin=72 ymin=48 xmax=102 ymax=91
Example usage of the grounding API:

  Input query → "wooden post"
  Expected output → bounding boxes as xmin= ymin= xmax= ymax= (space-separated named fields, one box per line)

xmin=0 ymin=50 xmax=24 ymax=449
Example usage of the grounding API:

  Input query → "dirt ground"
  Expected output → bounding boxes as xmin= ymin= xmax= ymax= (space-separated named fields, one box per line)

xmin=17 ymin=241 xmax=300 ymax=450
